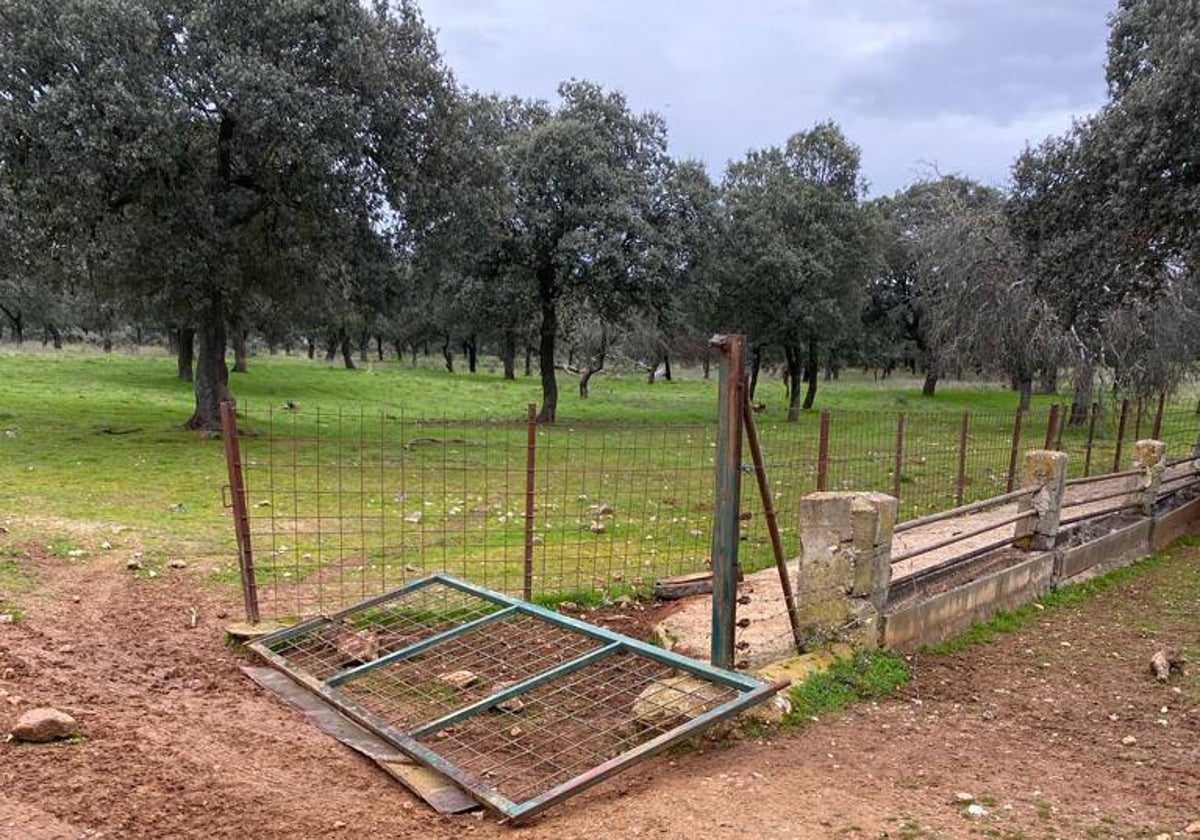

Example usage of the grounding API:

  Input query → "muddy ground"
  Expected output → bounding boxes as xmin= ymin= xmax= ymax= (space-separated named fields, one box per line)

xmin=1 ymin=523 xmax=1197 ymax=839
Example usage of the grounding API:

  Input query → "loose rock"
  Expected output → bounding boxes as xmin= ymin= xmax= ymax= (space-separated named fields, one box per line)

xmin=11 ymin=708 xmax=78 ymax=743
xmin=632 ymin=676 xmax=730 ymax=730
xmin=330 ymin=624 xmax=380 ymax=664
xmin=490 ymin=681 xmax=525 ymax=713
xmin=169 ymin=559 xmax=187 ymax=570
xmin=439 ymin=670 xmax=479 ymax=690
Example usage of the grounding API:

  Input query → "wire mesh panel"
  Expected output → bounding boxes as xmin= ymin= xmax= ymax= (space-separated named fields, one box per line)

xmin=260 ymin=579 xmax=507 ymax=681
xmin=334 ymin=615 xmax=607 ymax=730
xmin=250 ymin=574 xmax=782 ymax=823
xmin=234 ymin=407 xmax=724 ymax=620
xmin=420 ymin=649 xmax=740 ymax=807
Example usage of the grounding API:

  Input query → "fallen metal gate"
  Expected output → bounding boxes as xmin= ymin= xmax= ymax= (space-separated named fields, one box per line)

xmin=250 ymin=573 xmax=784 ymax=823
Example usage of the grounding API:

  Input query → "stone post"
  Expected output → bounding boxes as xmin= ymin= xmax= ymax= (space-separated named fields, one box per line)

xmin=1131 ymin=439 xmax=1166 ymax=515
xmin=797 ymin=491 xmax=897 ymax=650
xmin=1013 ymin=450 xmax=1068 ymax=551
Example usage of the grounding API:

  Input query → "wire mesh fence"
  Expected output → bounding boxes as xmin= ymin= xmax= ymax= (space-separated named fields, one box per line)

xmin=252 ymin=572 xmax=778 ymax=822
xmin=229 ymin=395 xmax=1200 ymax=622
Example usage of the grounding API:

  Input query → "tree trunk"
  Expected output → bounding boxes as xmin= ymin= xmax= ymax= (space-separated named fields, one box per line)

xmin=1038 ymin=367 xmax=1059 ymax=394
xmin=749 ymin=346 xmax=763 ymax=400
xmin=662 ymin=353 xmax=672 ymax=382
xmin=324 ymin=335 xmax=337 ymax=362
xmin=579 ymin=368 xmax=596 ymax=398
xmin=232 ymin=327 xmax=248 ymax=374
xmin=501 ymin=330 xmax=516 ymax=380
xmin=410 ymin=342 xmax=418 ymax=367
xmin=340 ymin=332 xmax=356 ymax=370
xmin=186 ymin=296 xmax=231 ymax=431
xmin=376 ymin=335 xmax=384 ymax=362
xmin=702 ymin=350 xmax=711 ymax=381
xmin=922 ymin=352 xmax=939 ymax=396
xmin=464 ymin=336 xmax=478 ymax=373
xmin=921 ymin=370 xmax=937 ymax=396
xmin=536 ymin=272 xmax=558 ymax=423
xmin=46 ymin=323 xmax=62 ymax=350
xmin=1017 ymin=374 xmax=1033 ymax=412
xmin=441 ymin=335 xmax=454 ymax=373
xmin=177 ymin=327 xmax=195 ymax=382
xmin=1069 ymin=358 xmax=1094 ymax=426
xmin=524 ymin=345 xmax=532 ymax=377
xmin=785 ymin=345 xmax=804 ymax=421
xmin=801 ymin=339 xmax=819 ymax=411
xmin=0 ymin=306 xmax=24 ymax=345
xmin=102 ymin=331 xmax=112 ymax=353
xmin=306 ymin=339 xmax=315 ymax=360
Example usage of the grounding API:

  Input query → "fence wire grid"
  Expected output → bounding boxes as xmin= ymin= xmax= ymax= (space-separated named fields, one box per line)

xmin=231 ymin=398 xmax=1200 ymax=622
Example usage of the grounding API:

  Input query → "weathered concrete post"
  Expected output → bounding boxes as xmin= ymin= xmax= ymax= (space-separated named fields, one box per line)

xmin=1131 ymin=439 xmax=1167 ymax=515
xmin=1013 ymin=450 xmax=1068 ymax=551
xmin=797 ymin=491 xmax=897 ymax=650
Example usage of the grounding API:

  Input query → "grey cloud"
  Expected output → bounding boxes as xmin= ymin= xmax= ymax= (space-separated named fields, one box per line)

xmin=419 ymin=0 xmax=1113 ymax=194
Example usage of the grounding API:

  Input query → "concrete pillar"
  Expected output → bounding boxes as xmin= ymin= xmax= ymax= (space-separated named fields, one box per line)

xmin=797 ymin=491 xmax=897 ymax=649
xmin=1013 ymin=450 xmax=1068 ymax=551
xmin=1131 ymin=439 xmax=1167 ymax=515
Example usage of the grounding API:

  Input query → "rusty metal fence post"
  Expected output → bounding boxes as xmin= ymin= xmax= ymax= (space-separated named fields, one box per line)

xmin=1006 ymin=408 xmax=1024 ymax=492
xmin=1114 ymin=398 xmax=1130 ymax=472
xmin=892 ymin=413 xmax=906 ymax=500
xmin=1043 ymin=404 xmax=1060 ymax=450
xmin=709 ymin=334 xmax=745 ymax=670
xmin=220 ymin=401 xmax=260 ymax=623
xmin=816 ymin=409 xmax=831 ymax=491
xmin=1083 ymin=402 xmax=1099 ymax=477
xmin=955 ymin=411 xmax=970 ymax=505
xmin=523 ymin=403 xmax=538 ymax=602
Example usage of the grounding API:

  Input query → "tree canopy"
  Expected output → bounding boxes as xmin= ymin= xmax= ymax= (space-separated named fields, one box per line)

xmin=0 ymin=0 xmax=1196 ymax=424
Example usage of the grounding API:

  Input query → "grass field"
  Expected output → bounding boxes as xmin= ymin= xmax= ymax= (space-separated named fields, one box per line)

xmin=0 ymin=346 xmax=1195 ymax=619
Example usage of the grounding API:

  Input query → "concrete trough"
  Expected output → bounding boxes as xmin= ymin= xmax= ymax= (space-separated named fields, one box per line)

xmin=1054 ymin=518 xmax=1152 ymax=585
xmin=1151 ymin=495 xmax=1200 ymax=552
xmin=882 ymin=552 xmax=1054 ymax=651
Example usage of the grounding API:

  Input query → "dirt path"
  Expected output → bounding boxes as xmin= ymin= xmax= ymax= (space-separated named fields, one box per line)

xmin=1 ymin=523 xmax=1197 ymax=839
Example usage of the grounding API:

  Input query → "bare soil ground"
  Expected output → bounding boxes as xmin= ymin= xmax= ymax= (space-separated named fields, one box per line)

xmin=1 ymin=520 xmax=1197 ymax=839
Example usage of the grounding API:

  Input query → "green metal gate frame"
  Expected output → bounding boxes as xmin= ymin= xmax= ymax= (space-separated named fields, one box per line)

xmin=250 ymin=573 xmax=784 ymax=823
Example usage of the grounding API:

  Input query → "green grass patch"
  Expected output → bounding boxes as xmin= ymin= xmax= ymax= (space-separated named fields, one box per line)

xmin=0 ymin=546 xmax=35 ymax=620
xmin=783 ymin=650 xmax=910 ymax=726
xmin=0 ymin=347 xmax=1195 ymax=609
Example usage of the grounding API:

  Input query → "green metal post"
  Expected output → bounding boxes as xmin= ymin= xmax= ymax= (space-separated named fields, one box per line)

xmin=709 ymin=334 xmax=745 ymax=670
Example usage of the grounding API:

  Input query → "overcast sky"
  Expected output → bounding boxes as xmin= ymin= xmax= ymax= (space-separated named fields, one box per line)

xmin=418 ymin=0 xmax=1114 ymax=196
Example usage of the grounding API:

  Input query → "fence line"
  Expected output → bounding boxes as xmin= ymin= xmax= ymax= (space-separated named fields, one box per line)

xmin=229 ymin=395 xmax=1200 ymax=621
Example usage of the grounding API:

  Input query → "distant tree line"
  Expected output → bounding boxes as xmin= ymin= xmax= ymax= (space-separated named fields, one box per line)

xmin=1 ymin=0 xmax=1196 ymax=427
